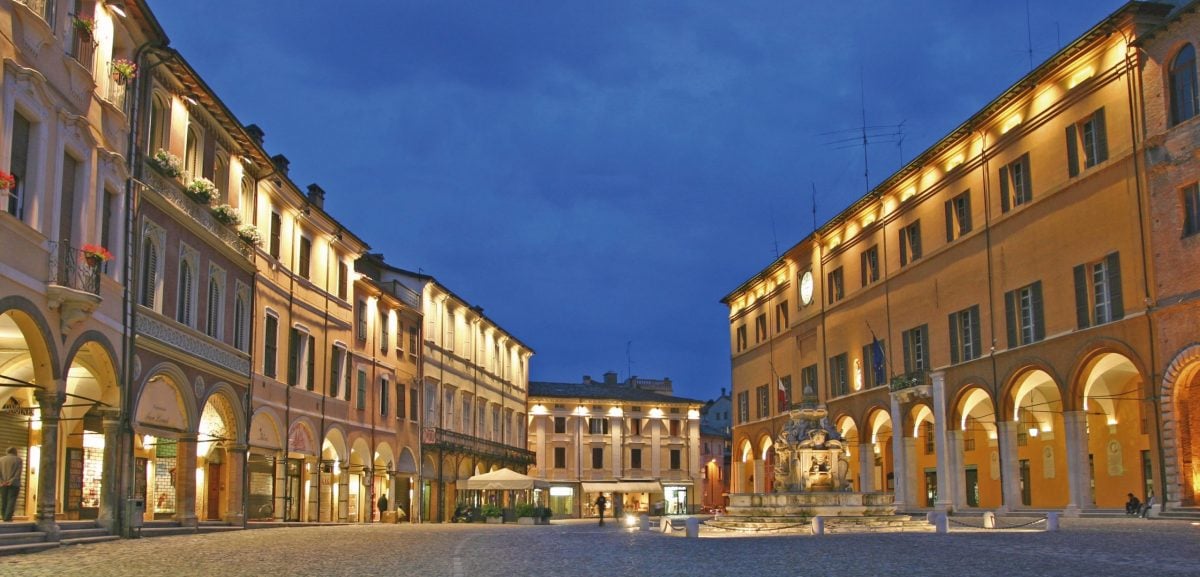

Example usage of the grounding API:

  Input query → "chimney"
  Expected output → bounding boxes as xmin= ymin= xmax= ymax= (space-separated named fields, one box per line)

xmin=721 ymin=387 xmax=726 ymax=397
xmin=307 ymin=183 xmax=326 ymax=210
xmin=604 ymin=371 xmax=618 ymax=386
xmin=582 ymin=375 xmax=592 ymax=385
xmin=271 ymin=154 xmax=290 ymax=176
xmin=244 ymin=124 xmax=265 ymax=147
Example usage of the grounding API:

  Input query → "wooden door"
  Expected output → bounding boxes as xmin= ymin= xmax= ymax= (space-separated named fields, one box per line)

xmin=207 ymin=463 xmax=222 ymax=520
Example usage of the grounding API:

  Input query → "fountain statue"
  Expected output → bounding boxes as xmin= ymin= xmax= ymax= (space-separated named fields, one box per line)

xmin=772 ymin=402 xmax=849 ymax=493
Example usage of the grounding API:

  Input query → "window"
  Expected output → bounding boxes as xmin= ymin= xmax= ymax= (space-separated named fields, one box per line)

xmin=591 ymin=447 xmax=604 ymax=469
xmin=754 ymin=314 xmax=767 ymax=343
xmin=263 ymin=314 xmax=279 ymax=379
xmin=630 ymin=418 xmax=642 ymax=436
xmin=861 ymin=339 xmax=886 ymax=388
xmin=100 ymin=190 xmax=118 ymax=274
xmin=287 ymin=328 xmax=302 ymax=386
xmin=737 ymin=391 xmax=749 ymax=424
xmin=899 ymin=221 xmax=922 ymax=266
xmin=176 ymin=258 xmax=194 ymax=327
xmin=945 ymin=191 xmax=972 ymax=242
xmin=5 ymin=112 xmax=31 ymax=219
xmin=298 ymin=235 xmax=312 ymax=280
xmin=1000 ymin=153 xmax=1032 ymax=212
xmin=800 ymin=365 xmax=818 ymax=399
xmin=233 ymin=291 xmax=249 ymax=351
xmin=554 ymin=447 xmax=566 ymax=469
xmin=356 ymin=369 xmax=367 ymax=410
xmin=554 ymin=416 xmax=566 ymax=434
xmin=922 ymin=422 xmax=934 ymax=455
xmin=860 ymin=246 xmax=880 ymax=286
xmin=492 ymin=406 xmax=501 ymax=440
xmin=949 ymin=306 xmax=981 ymax=364
xmin=147 ymin=95 xmax=168 ymax=156
xmin=337 ymin=261 xmax=348 ymax=300
xmin=901 ymin=325 xmax=930 ymax=374
xmin=778 ymin=375 xmax=792 ymax=412
xmin=184 ymin=126 xmax=202 ymax=179
xmin=329 ymin=345 xmax=345 ymax=399
xmin=379 ymin=307 xmax=389 ymax=352
xmin=1074 ymin=253 xmax=1124 ymax=328
xmin=630 ymin=448 xmax=642 ymax=469
xmin=827 ymin=267 xmax=844 ymax=304
xmin=269 ymin=211 xmax=282 ymax=259
xmin=396 ymin=322 xmax=405 ymax=357
xmin=588 ymin=417 xmax=609 ymax=435
xmin=1005 ymin=281 xmax=1045 ymax=348
xmin=356 ymin=300 xmax=368 ymax=342
xmin=670 ymin=449 xmax=681 ymax=470
xmin=213 ymin=151 xmax=230 ymax=202
xmin=380 ymin=377 xmax=390 ymax=417
xmin=408 ymin=327 xmax=419 ymax=359
xmin=139 ymin=233 xmax=160 ymax=309
xmin=1184 ymin=183 xmax=1200 ymax=237
xmin=397 ymin=383 xmax=405 ymax=420
xmin=829 ymin=354 xmax=849 ymax=397
xmin=205 ymin=273 xmax=222 ymax=339
xmin=58 ymin=153 xmax=79 ymax=246
xmin=443 ymin=389 xmax=455 ymax=429
xmin=756 ymin=384 xmax=769 ymax=419
xmin=775 ymin=301 xmax=789 ymax=333
xmin=239 ymin=177 xmax=254 ymax=223
xmin=670 ymin=419 xmax=681 ymax=436
xmin=463 ymin=396 xmax=473 ymax=434
xmin=1066 ymin=108 xmax=1108 ymax=177
xmin=1170 ymin=44 xmax=1199 ymax=126
xmin=735 ymin=325 xmax=747 ymax=352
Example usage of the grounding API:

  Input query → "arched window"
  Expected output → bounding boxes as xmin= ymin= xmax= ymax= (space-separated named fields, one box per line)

xmin=177 ymin=260 xmax=193 ymax=326
xmin=233 ymin=292 xmax=248 ymax=351
xmin=147 ymin=94 xmax=169 ymax=154
xmin=184 ymin=125 xmax=201 ymax=179
xmin=206 ymin=276 xmax=221 ymax=338
xmin=140 ymin=235 xmax=158 ymax=309
xmin=213 ymin=150 xmax=230 ymax=203
xmin=1170 ymin=44 xmax=1199 ymax=125
xmin=240 ymin=176 xmax=255 ymax=223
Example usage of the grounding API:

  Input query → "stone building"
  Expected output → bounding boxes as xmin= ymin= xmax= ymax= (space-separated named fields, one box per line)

xmin=526 ymin=373 xmax=704 ymax=518
xmin=725 ymin=2 xmax=1188 ymax=514
xmin=699 ymin=388 xmax=732 ymax=511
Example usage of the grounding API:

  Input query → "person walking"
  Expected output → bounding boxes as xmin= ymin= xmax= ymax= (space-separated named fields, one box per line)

xmin=378 ymin=493 xmax=388 ymax=517
xmin=595 ymin=494 xmax=608 ymax=527
xmin=0 ymin=447 xmax=22 ymax=522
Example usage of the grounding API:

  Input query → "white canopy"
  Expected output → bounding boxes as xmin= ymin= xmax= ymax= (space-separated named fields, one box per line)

xmin=459 ymin=468 xmax=549 ymax=491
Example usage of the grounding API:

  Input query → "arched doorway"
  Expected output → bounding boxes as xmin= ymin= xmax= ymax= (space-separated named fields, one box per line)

xmin=759 ymin=436 xmax=774 ymax=493
xmin=285 ymin=420 xmax=316 ymax=522
xmin=320 ymin=428 xmax=347 ymax=522
xmin=395 ymin=447 xmax=417 ymax=521
xmin=955 ymin=387 xmax=1000 ymax=508
xmin=1078 ymin=352 xmax=1150 ymax=508
xmin=1008 ymin=369 xmax=1068 ymax=508
xmin=0 ymin=305 xmax=59 ymax=523
xmin=348 ymin=437 xmax=372 ymax=522
xmin=196 ymin=390 xmax=241 ymax=522
xmin=247 ymin=410 xmax=281 ymax=521
xmin=865 ymin=408 xmax=894 ymax=494
xmin=835 ymin=415 xmax=859 ymax=492
xmin=735 ymin=439 xmax=753 ymax=493
xmin=133 ymin=369 xmax=194 ymax=522
xmin=373 ymin=442 xmax=395 ymax=522
xmin=60 ymin=337 xmax=120 ymax=522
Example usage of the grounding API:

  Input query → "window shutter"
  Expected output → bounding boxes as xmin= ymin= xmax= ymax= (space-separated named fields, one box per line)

xmin=287 ymin=329 xmax=298 ymax=386
xmin=1031 ymin=281 xmax=1045 ymax=342
xmin=1021 ymin=154 xmax=1033 ymax=200
xmin=970 ymin=305 xmax=982 ymax=359
xmin=944 ymin=200 xmax=955 ymax=242
xmin=142 ymin=239 xmax=157 ymax=308
xmin=999 ymin=165 xmax=1010 ymax=213
xmin=1106 ymin=252 xmax=1123 ymax=319
xmin=1094 ymin=108 xmax=1108 ymax=164
xmin=329 ymin=346 xmax=341 ymax=398
xmin=911 ymin=223 xmax=922 ymax=259
xmin=920 ymin=325 xmax=930 ymax=369
xmin=902 ymin=331 xmax=912 ymax=374
xmin=1073 ymin=264 xmax=1090 ymax=330
xmin=961 ymin=196 xmax=972 ymax=233
xmin=899 ymin=228 xmax=908 ymax=266
xmin=948 ymin=314 xmax=960 ymax=365
xmin=1066 ymin=124 xmax=1079 ymax=177
xmin=862 ymin=344 xmax=872 ymax=387
xmin=860 ymin=252 xmax=868 ymax=286
xmin=1004 ymin=290 xmax=1017 ymax=348
xmin=306 ymin=335 xmax=316 ymax=390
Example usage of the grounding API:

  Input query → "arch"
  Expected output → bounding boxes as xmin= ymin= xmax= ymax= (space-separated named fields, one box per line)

xmin=249 ymin=408 xmax=282 ymax=451
xmin=0 ymin=295 xmax=60 ymax=382
xmin=62 ymin=330 xmax=120 ymax=385
xmin=396 ymin=447 xmax=418 ymax=474
xmin=1068 ymin=342 xmax=1148 ymax=409
xmin=757 ymin=433 xmax=774 ymax=460
xmin=322 ymin=425 xmax=348 ymax=462
xmin=287 ymin=419 xmax=317 ymax=457
xmin=349 ymin=436 xmax=372 ymax=468
xmin=1005 ymin=366 xmax=1063 ymax=431
xmin=953 ymin=386 xmax=997 ymax=435
xmin=198 ymin=386 xmax=242 ymax=452
xmin=134 ymin=364 xmax=196 ymax=433
xmin=1160 ymin=343 xmax=1200 ymax=506
xmin=1076 ymin=352 xmax=1142 ymax=422
xmin=1001 ymin=361 xmax=1065 ymax=416
xmin=373 ymin=442 xmax=395 ymax=471
xmin=738 ymin=438 xmax=753 ymax=463
xmin=1170 ymin=42 xmax=1199 ymax=126
xmin=835 ymin=414 xmax=859 ymax=442
xmin=909 ymin=403 xmax=934 ymax=438
xmin=866 ymin=407 xmax=893 ymax=444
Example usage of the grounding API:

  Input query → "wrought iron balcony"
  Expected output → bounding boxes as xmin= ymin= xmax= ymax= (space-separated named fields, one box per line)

xmin=48 ymin=241 xmax=101 ymax=295
xmin=105 ymin=62 xmax=130 ymax=114
xmin=69 ymin=22 xmax=97 ymax=75
xmin=422 ymin=427 xmax=535 ymax=465
xmin=889 ymin=370 xmax=928 ymax=392
xmin=140 ymin=168 xmax=253 ymax=260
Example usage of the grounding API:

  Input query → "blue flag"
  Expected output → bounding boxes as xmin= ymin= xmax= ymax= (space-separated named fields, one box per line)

xmin=871 ymin=337 xmax=886 ymax=386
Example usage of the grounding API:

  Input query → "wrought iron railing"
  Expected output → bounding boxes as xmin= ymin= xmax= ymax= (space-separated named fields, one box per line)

xmin=69 ymin=20 xmax=98 ymax=75
xmin=105 ymin=62 xmax=130 ymax=114
xmin=422 ymin=427 xmax=536 ymax=465
xmin=141 ymin=168 xmax=253 ymax=260
xmin=16 ymin=0 xmax=55 ymax=25
xmin=889 ymin=370 xmax=929 ymax=392
xmin=47 ymin=241 xmax=101 ymax=295
xmin=380 ymin=279 xmax=421 ymax=309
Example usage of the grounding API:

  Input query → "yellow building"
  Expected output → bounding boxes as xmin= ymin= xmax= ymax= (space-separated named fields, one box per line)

xmin=726 ymin=2 xmax=1178 ymax=514
xmin=526 ymin=373 xmax=704 ymax=519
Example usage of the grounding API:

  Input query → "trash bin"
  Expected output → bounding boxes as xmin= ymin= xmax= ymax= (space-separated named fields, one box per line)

xmin=127 ymin=498 xmax=145 ymax=528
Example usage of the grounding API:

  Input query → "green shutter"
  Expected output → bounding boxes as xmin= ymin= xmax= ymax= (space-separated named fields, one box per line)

xmin=920 ymin=325 xmax=930 ymax=369
xmin=1107 ymin=252 xmax=1123 ymax=319
xmin=899 ymin=228 xmax=908 ymax=266
xmin=945 ymin=200 xmax=955 ymax=242
xmin=902 ymin=331 xmax=912 ymax=374
xmin=969 ymin=305 xmax=982 ymax=361
xmin=948 ymin=313 xmax=960 ymax=365
xmin=1004 ymin=290 xmax=1017 ymax=348
xmin=1073 ymin=264 xmax=1090 ymax=330
xmin=1094 ymin=108 xmax=1108 ymax=164
xmin=287 ymin=328 xmax=298 ymax=386
xmin=1066 ymin=124 xmax=1079 ymax=177
xmin=999 ymin=165 xmax=1010 ymax=213
xmin=1032 ymin=281 xmax=1045 ymax=342
xmin=911 ymin=223 xmax=922 ymax=259
xmin=306 ymin=335 xmax=316 ymax=390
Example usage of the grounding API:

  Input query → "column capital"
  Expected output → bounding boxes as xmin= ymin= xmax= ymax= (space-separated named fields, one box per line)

xmin=229 ymin=444 xmax=249 ymax=453
xmin=33 ymin=388 xmax=63 ymax=411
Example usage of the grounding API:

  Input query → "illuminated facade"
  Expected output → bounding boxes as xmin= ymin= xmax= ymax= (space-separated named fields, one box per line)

xmin=725 ymin=2 xmax=1184 ymax=514
xmin=526 ymin=373 xmax=704 ymax=518
xmin=699 ymin=389 xmax=732 ymax=511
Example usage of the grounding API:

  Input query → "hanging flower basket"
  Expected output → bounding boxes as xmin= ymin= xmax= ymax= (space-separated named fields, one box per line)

xmin=72 ymin=16 xmax=95 ymax=39
xmin=111 ymin=58 xmax=137 ymax=85
xmin=0 ymin=170 xmax=15 ymax=191
xmin=80 ymin=244 xmax=113 ymax=267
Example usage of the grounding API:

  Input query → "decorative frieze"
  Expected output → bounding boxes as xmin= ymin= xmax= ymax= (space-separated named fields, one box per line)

xmin=136 ymin=313 xmax=249 ymax=375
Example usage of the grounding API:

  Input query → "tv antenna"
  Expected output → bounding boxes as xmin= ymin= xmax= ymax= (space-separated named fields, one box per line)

xmin=819 ymin=72 xmax=905 ymax=194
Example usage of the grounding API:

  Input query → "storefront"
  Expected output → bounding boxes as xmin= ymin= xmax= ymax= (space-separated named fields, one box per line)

xmin=548 ymin=485 xmax=575 ymax=517
xmin=582 ymin=481 xmax=662 ymax=518
xmin=663 ymin=484 xmax=691 ymax=515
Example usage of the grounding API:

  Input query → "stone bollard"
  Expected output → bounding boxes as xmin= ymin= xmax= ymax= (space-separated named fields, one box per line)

xmin=1046 ymin=512 xmax=1059 ymax=532
xmin=926 ymin=511 xmax=938 ymax=525
xmin=639 ymin=514 xmax=650 ymax=532
xmin=983 ymin=511 xmax=996 ymax=529
xmin=686 ymin=517 xmax=700 ymax=538
xmin=934 ymin=513 xmax=948 ymax=534
xmin=811 ymin=516 xmax=825 ymax=536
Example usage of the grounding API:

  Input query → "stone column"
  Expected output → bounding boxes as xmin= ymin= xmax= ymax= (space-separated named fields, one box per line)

xmin=224 ymin=444 xmax=247 ymax=524
xmin=731 ymin=461 xmax=743 ymax=493
xmin=888 ymin=394 xmax=908 ymax=510
xmin=1063 ymin=411 xmax=1092 ymax=515
xmin=752 ymin=460 xmax=765 ymax=494
xmin=996 ymin=420 xmax=1022 ymax=511
xmin=947 ymin=430 xmax=967 ymax=510
xmin=176 ymin=435 xmax=198 ymax=527
xmin=931 ymin=371 xmax=953 ymax=513
xmin=858 ymin=442 xmax=875 ymax=493
xmin=34 ymin=389 xmax=62 ymax=539
xmin=98 ymin=408 xmax=122 ymax=533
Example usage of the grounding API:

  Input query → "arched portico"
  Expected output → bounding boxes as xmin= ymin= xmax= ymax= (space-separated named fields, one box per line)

xmin=1076 ymin=351 xmax=1151 ymax=508
xmin=1162 ymin=344 xmax=1200 ymax=507
xmin=1004 ymin=368 xmax=1070 ymax=509
xmin=952 ymin=386 xmax=1001 ymax=509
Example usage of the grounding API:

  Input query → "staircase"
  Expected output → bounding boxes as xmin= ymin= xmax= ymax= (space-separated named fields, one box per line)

xmin=0 ymin=522 xmax=55 ymax=556
xmin=706 ymin=514 xmax=935 ymax=534
xmin=1156 ymin=506 xmax=1200 ymax=521
xmin=136 ymin=519 xmax=243 ymax=538
xmin=58 ymin=520 xmax=119 ymax=546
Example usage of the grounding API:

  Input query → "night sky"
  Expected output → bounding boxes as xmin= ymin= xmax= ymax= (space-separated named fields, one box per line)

xmin=151 ymin=1 xmax=1124 ymax=402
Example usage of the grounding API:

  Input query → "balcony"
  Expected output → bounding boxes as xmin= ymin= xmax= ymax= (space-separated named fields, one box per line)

xmin=422 ymin=427 xmax=535 ymax=465
xmin=378 ymin=279 xmax=420 ymax=309
xmin=104 ymin=62 xmax=130 ymax=114
xmin=140 ymin=168 xmax=253 ymax=260
xmin=69 ymin=25 xmax=97 ymax=75
xmin=16 ymin=0 xmax=55 ymax=25
xmin=889 ymin=370 xmax=931 ymax=402
xmin=45 ymin=241 xmax=102 ymax=333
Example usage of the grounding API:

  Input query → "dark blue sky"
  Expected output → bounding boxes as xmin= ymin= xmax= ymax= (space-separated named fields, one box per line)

xmin=152 ymin=1 xmax=1123 ymax=402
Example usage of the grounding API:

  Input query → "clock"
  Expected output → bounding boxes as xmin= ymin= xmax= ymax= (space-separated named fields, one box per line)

xmin=800 ymin=271 xmax=814 ymax=306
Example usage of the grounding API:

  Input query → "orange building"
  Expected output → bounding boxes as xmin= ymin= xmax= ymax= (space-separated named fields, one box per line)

xmin=725 ymin=2 xmax=1184 ymax=514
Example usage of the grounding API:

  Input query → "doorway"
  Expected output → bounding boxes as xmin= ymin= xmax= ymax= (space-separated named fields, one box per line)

xmin=965 ymin=466 xmax=979 ymax=507
xmin=206 ymin=462 xmax=222 ymax=520
xmin=1019 ymin=459 xmax=1031 ymax=506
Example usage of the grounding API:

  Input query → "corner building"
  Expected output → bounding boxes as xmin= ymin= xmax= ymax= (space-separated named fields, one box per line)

xmin=726 ymin=2 xmax=1184 ymax=514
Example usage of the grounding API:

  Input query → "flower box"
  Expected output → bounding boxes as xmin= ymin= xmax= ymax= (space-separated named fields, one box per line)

xmin=185 ymin=177 xmax=218 ymax=205
xmin=149 ymin=149 xmax=184 ymax=178
xmin=211 ymin=204 xmax=241 ymax=226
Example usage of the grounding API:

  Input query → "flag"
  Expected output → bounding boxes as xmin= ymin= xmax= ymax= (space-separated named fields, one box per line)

xmin=871 ymin=337 xmax=886 ymax=386
xmin=777 ymin=378 xmax=788 ymax=409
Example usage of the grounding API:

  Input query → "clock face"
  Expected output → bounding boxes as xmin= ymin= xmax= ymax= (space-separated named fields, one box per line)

xmin=800 ymin=271 xmax=814 ymax=305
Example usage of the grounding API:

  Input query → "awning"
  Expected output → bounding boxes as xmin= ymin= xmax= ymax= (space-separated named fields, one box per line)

xmin=581 ymin=481 xmax=662 ymax=493
xmin=457 ymin=467 xmax=549 ymax=491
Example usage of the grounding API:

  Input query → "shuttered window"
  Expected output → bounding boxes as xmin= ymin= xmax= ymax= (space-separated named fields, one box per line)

xmin=1004 ymin=281 xmax=1044 ymax=348
xmin=1066 ymin=108 xmax=1108 ymax=177
xmin=1074 ymin=252 xmax=1123 ymax=329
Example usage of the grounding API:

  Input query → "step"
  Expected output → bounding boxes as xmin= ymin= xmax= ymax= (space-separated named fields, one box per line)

xmin=60 ymin=535 xmax=121 ymax=547
xmin=0 ymin=531 xmax=47 ymax=546
xmin=138 ymin=525 xmax=196 ymax=538
xmin=59 ymin=528 xmax=110 ymax=539
xmin=197 ymin=525 xmax=243 ymax=533
xmin=57 ymin=520 xmax=101 ymax=531
xmin=0 ymin=522 xmax=37 ymax=535
xmin=0 ymin=541 xmax=58 ymax=557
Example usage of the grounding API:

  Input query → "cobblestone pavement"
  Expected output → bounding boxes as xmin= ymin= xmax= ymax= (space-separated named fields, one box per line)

xmin=1 ymin=517 xmax=1197 ymax=577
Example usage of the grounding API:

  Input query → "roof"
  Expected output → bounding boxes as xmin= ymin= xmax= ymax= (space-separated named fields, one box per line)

xmin=529 ymin=381 xmax=703 ymax=405
xmin=699 ymin=423 xmax=731 ymax=438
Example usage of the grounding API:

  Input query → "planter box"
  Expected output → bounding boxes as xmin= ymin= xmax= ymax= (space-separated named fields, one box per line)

xmin=517 ymin=517 xmax=536 ymax=525
xmin=486 ymin=517 xmax=503 ymax=524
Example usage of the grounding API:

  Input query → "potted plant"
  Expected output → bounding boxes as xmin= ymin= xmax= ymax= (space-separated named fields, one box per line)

xmin=185 ymin=177 xmax=218 ymax=205
xmin=111 ymin=58 xmax=137 ymax=84
xmin=237 ymin=224 xmax=263 ymax=247
xmin=0 ymin=170 xmax=15 ymax=191
xmin=72 ymin=15 xmax=95 ymax=39
xmin=80 ymin=244 xmax=113 ymax=268
xmin=481 ymin=504 xmax=502 ymax=524
xmin=514 ymin=502 xmax=537 ymax=525
xmin=211 ymin=204 xmax=241 ymax=226
xmin=536 ymin=506 xmax=553 ymax=525
xmin=149 ymin=149 xmax=184 ymax=178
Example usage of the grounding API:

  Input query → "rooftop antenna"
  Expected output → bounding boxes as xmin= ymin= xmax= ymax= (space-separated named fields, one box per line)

xmin=860 ymin=68 xmax=869 ymax=192
xmin=819 ymin=73 xmax=904 ymax=192
xmin=770 ymin=213 xmax=780 ymax=259
xmin=625 ymin=340 xmax=633 ymax=382
xmin=811 ymin=183 xmax=817 ymax=234
xmin=1026 ymin=0 xmax=1034 ymax=71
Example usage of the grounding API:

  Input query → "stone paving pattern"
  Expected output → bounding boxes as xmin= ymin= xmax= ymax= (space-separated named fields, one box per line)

xmin=0 ymin=518 xmax=1196 ymax=577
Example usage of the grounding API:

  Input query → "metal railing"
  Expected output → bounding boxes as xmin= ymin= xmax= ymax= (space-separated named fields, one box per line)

xmin=69 ymin=22 xmax=98 ymax=75
xmin=422 ymin=427 xmax=536 ymax=465
xmin=889 ymin=370 xmax=929 ymax=392
xmin=106 ymin=62 xmax=130 ymax=114
xmin=47 ymin=241 xmax=101 ymax=295
xmin=16 ymin=0 xmax=55 ymax=25
xmin=141 ymin=168 xmax=253 ymax=260
xmin=380 ymin=279 xmax=421 ymax=309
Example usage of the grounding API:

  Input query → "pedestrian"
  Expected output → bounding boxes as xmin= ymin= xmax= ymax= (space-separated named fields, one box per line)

xmin=0 ymin=447 xmax=21 ymax=522
xmin=595 ymin=494 xmax=607 ymax=527
xmin=378 ymin=493 xmax=388 ymax=514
